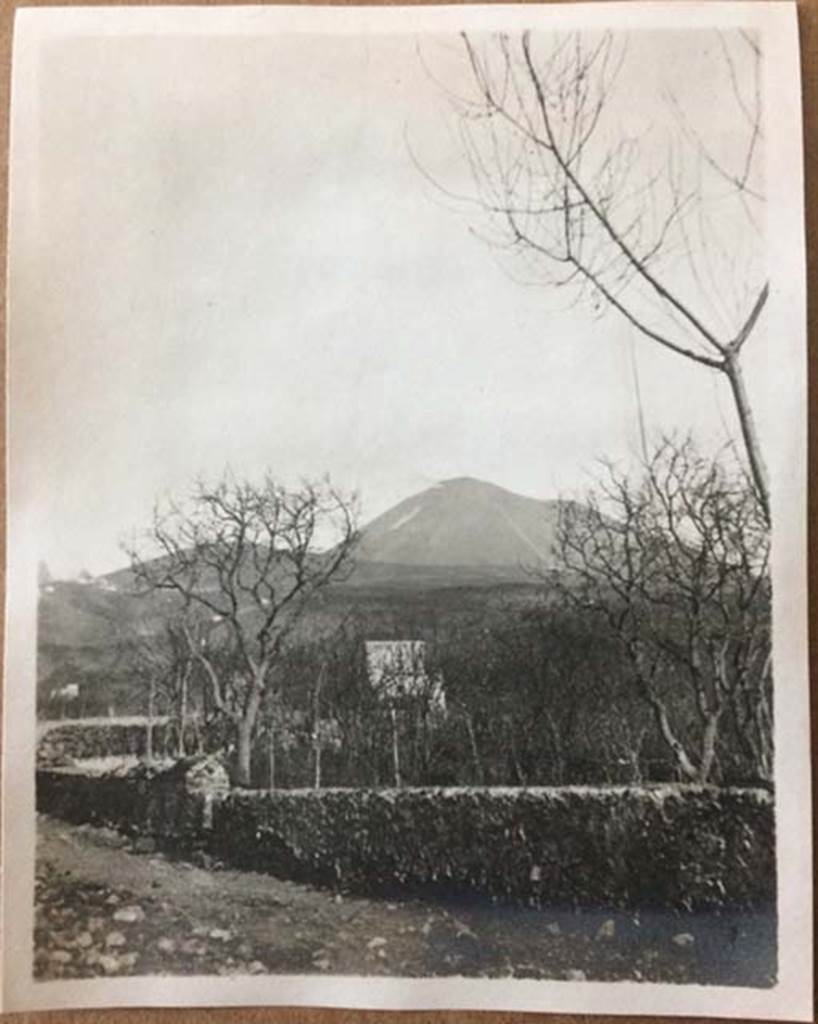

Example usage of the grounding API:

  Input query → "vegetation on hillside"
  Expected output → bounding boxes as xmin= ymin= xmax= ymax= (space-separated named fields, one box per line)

xmin=39 ymin=439 xmax=772 ymax=791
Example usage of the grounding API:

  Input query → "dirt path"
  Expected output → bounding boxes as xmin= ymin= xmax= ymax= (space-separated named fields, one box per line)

xmin=35 ymin=814 xmax=776 ymax=986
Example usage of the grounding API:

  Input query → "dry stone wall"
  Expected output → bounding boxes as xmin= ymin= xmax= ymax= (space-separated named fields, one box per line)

xmin=36 ymin=767 xmax=775 ymax=911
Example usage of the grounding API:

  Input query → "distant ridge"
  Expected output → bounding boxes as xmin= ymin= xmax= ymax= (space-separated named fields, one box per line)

xmin=37 ymin=476 xmax=564 ymax=714
xmin=356 ymin=477 xmax=562 ymax=571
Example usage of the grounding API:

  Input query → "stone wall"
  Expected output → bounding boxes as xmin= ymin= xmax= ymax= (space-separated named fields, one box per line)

xmin=36 ymin=768 xmax=775 ymax=910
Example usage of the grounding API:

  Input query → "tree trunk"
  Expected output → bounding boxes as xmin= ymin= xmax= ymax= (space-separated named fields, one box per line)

xmin=627 ymin=727 xmax=646 ymax=785
xmin=723 ymin=355 xmax=771 ymax=526
xmin=236 ymin=719 xmax=254 ymax=788
xmin=649 ymin=695 xmax=698 ymax=781
xmin=146 ymin=676 xmax=155 ymax=762
xmin=506 ymin=717 xmax=526 ymax=785
xmin=544 ymin=712 xmax=564 ymax=785
xmin=464 ymin=712 xmax=485 ymax=785
xmin=193 ymin=719 xmax=204 ymax=754
xmin=698 ymin=711 xmax=721 ymax=783
xmin=313 ymin=737 xmax=322 ymax=789
xmin=268 ymin=725 xmax=276 ymax=791
xmin=236 ymin=671 xmax=266 ymax=789
xmin=312 ymin=665 xmax=324 ymax=789
xmin=390 ymin=706 xmax=402 ymax=788
xmin=178 ymin=666 xmax=189 ymax=759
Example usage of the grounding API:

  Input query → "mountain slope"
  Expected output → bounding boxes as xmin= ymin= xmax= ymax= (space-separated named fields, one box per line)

xmin=356 ymin=477 xmax=562 ymax=571
xmin=38 ymin=477 xmax=563 ymax=713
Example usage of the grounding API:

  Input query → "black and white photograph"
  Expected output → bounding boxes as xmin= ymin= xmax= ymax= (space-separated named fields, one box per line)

xmin=2 ymin=3 xmax=811 ymax=1017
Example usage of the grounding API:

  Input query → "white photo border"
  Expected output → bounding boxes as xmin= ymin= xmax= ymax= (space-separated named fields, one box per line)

xmin=3 ymin=3 xmax=811 ymax=1017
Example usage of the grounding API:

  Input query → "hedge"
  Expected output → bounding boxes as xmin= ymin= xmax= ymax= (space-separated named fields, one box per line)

xmin=36 ymin=768 xmax=774 ymax=911
xmin=37 ymin=722 xmax=175 ymax=765
xmin=209 ymin=785 xmax=774 ymax=910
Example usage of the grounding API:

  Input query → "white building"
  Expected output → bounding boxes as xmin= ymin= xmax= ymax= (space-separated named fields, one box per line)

xmin=364 ymin=640 xmax=446 ymax=712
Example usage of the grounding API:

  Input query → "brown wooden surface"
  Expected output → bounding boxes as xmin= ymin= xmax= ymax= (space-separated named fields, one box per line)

xmin=0 ymin=0 xmax=814 ymax=1021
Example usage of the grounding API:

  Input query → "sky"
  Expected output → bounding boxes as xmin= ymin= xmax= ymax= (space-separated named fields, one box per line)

xmin=10 ymin=21 xmax=772 ymax=578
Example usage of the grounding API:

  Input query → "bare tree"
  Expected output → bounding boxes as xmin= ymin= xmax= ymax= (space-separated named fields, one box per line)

xmin=434 ymin=31 xmax=770 ymax=522
xmin=556 ymin=437 xmax=772 ymax=784
xmin=426 ymin=626 xmax=493 ymax=784
xmin=126 ymin=473 xmax=358 ymax=787
xmin=366 ymin=640 xmax=444 ymax=787
xmin=117 ymin=629 xmax=178 ymax=762
xmin=149 ymin=620 xmax=204 ymax=758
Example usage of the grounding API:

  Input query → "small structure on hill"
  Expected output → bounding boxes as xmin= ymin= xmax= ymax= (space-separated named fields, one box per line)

xmin=48 ymin=681 xmax=79 ymax=705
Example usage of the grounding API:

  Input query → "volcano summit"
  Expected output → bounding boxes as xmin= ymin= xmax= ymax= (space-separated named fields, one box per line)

xmin=356 ymin=477 xmax=561 ymax=571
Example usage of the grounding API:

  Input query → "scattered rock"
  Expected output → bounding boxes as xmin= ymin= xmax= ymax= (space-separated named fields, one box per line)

xmin=105 ymin=894 xmax=120 ymax=906
xmin=313 ymin=957 xmax=331 ymax=971
xmin=546 ymin=922 xmax=561 ymax=937
xmin=87 ymin=917 xmax=105 ymax=932
xmin=209 ymin=928 xmax=232 ymax=942
xmin=673 ymin=932 xmax=695 ymax=948
xmin=180 ymin=755 xmax=231 ymax=795
xmin=105 ymin=931 xmax=127 ymax=948
xmin=113 ymin=905 xmax=145 ymax=923
xmin=120 ymin=952 xmax=139 ymax=969
xmin=49 ymin=950 xmax=72 ymax=964
xmin=515 ymin=962 xmax=543 ymax=979
xmin=96 ymin=828 xmax=129 ymax=850
xmin=131 ymin=837 xmax=156 ymax=855
xmin=367 ymin=936 xmax=387 ymax=950
xmin=247 ymin=960 xmax=267 ymax=974
xmin=564 ymin=968 xmax=587 ymax=981
xmin=157 ymin=938 xmax=176 ymax=954
xmin=98 ymin=954 xmax=121 ymax=974
xmin=596 ymin=919 xmax=616 ymax=941
xmin=454 ymin=919 xmax=478 ymax=940
xmin=75 ymin=931 xmax=94 ymax=948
